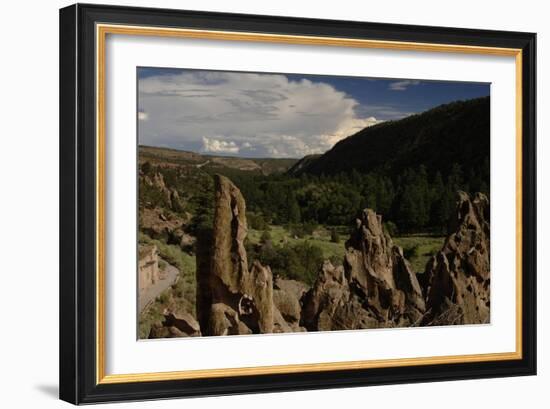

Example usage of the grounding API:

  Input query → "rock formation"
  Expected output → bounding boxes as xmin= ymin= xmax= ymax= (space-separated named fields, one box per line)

xmin=422 ymin=191 xmax=490 ymax=325
xmin=149 ymin=309 xmax=201 ymax=338
xmin=302 ymin=209 xmax=425 ymax=330
xmin=138 ymin=244 xmax=160 ymax=294
xmin=301 ymin=260 xmax=378 ymax=331
xmin=196 ymin=175 xmax=276 ymax=335
xmin=140 ymin=207 xmax=194 ymax=250
xmin=193 ymin=175 xmax=490 ymax=337
xmin=273 ymin=278 xmax=308 ymax=332
xmin=142 ymin=171 xmax=183 ymax=212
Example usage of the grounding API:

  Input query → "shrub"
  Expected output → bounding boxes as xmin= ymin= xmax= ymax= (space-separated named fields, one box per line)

xmin=287 ymin=224 xmax=305 ymax=238
xmin=302 ymin=222 xmax=318 ymax=235
xmin=403 ymin=244 xmax=420 ymax=260
xmin=157 ymin=292 xmax=170 ymax=304
xmin=260 ymin=230 xmax=272 ymax=244
xmin=383 ymin=221 xmax=398 ymax=237
xmin=255 ymin=240 xmax=324 ymax=285
xmin=330 ymin=228 xmax=340 ymax=243
xmin=141 ymin=161 xmax=153 ymax=175
xmin=247 ymin=212 xmax=268 ymax=230
xmin=287 ymin=241 xmax=324 ymax=284
xmin=287 ymin=222 xmax=318 ymax=239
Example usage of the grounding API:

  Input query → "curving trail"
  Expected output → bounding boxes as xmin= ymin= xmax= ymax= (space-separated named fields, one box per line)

xmin=139 ymin=262 xmax=179 ymax=312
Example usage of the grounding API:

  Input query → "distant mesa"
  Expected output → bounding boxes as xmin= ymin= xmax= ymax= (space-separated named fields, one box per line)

xmin=139 ymin=145 xmax=299 ymax=175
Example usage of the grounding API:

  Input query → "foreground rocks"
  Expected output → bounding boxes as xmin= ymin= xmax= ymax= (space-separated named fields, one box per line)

xmin=422 ymin=191 xmax=490 ymax=325
xmin=149 ymin=309 xmax=201 ymax=338
xmin=190 ymin=177 xmax=491 ymax=337
xmin=301 ymin=209 xmax=426 ymax=330
xmin=273 ymin=278 xmax=308 ymax=332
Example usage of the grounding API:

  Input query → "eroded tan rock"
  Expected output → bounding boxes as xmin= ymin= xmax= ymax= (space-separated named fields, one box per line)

xmin=302 ymin=209 xmax=426 ymax=330
xmin=148 ymin=309 xmax=201 ymax=338
xmin=273 ymin=278 xmax=308 ymax=332
xmin=423 ymin=191 xmax=490 ymax=325
xmin=196 ymin=175 xmax=274 ymax=335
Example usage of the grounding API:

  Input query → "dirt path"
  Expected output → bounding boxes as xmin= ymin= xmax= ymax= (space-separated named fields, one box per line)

xmin=139 ymin=262 xmax=179 ymax=312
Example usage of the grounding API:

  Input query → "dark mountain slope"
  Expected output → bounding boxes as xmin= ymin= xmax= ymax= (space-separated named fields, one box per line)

xmin=290 ymin=97 xmax=489 ymax=178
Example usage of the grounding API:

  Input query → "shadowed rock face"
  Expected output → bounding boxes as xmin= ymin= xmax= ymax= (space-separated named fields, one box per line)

xmin=422 ymin=191 xmax=490 ymax=325
xmin=196 ymin=175 xmax=274 ymax=335
xmin=302 ymin=209 xmax=426 ymax=330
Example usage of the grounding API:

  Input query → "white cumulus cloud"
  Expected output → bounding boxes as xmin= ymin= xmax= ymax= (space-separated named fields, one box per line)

xmin=138 ymin=70 xmax=381 ymax=157
xmin=201 ymin=137 xmax=240 ymax=154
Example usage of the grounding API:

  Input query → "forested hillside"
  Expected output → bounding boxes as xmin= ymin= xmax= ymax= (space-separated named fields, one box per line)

xmin=290 ymin=97 xmax=490 ymax=181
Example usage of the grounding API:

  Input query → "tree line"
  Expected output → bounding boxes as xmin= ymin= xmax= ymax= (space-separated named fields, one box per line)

xmin=140 ymin=156 xmax=489 ymax=236
xmin=224 ymin=158 xmax=489 ymax=234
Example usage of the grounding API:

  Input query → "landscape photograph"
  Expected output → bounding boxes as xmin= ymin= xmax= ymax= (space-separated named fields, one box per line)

xmin=137 ymin=67 xmax=491 ymax=339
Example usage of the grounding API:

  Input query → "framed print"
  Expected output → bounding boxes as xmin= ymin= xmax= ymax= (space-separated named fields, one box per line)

xmin=59 ymin=3 xmax=537 ymax=404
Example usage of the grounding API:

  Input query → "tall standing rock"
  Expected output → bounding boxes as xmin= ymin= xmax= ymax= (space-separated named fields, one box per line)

xmin=423 ymin=191 xmax=490 ymax=325
xmin=196 ymin=175 xmax=274 ymax=335
xmin=345 ymin=209 xmax=425 ymax=325
xmin=301 ymin=209 xmax=425 ymax=330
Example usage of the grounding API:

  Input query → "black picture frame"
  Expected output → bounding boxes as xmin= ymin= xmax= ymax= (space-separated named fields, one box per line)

xmin=59 ymin=3 xmax=536 ymax=405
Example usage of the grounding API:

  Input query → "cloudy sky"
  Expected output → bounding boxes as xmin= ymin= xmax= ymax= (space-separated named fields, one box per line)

xmin=138 ymin=67 xmax=489 ymax=158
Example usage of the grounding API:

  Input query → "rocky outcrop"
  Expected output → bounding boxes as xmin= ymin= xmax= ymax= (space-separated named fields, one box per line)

xmin=422 ymin=191 xmax=490 ymax=325
xmin=140 ymin=207 xmax=194 ymax=250
xmin=273 ymin=278 xmax=308 ymax=332
xmin=302 ymin=209 xmax=426 ymax=330
xmin=301 ymin=261 xmax=379 ymax=331
xmin=138 ymin=245 xmax=159 ymax=294
xmin=142 ymin=171 xmax=184 ymax=212
xmin=345 ymin=209 xmax=426 ymax=324
xmin=196 ymin=175 xmax=275 ymax=335
xmin=149 ymin=309 xmax=201 ymax=338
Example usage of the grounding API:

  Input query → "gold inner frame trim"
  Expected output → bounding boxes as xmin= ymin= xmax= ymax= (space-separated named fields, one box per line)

xmin=95 ymin=23 xmax=523 ymax=385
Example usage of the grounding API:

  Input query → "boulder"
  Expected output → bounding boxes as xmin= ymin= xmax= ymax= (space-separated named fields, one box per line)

xmin=148 ymin=323 xmax=188 ymax=339
xmin=273 ymin=278 xmax=307 ymax=322
xmin=273 ymin=278 xmax=308 ymax=332
xmin=148 ymin=309 xmax=201 ymax=338
xmin=163 ymin=309 xmax=201 ymax=336
xmin=423 ymin=191 xmax=490 ymax=325
xmin=208 ymin=303 xmax=252 ymax=336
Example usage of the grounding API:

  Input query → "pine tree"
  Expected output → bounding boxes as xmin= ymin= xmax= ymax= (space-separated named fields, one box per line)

xmin=288 ymin=194 xmax=301 ymax=224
